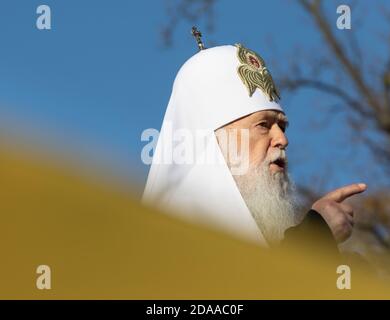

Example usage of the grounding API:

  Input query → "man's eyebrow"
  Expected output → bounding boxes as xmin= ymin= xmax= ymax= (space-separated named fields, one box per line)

xmin=277 ymin=114 xmax=289 ymax=127
xmin=281 ymin=117 xmax=289 ymax=125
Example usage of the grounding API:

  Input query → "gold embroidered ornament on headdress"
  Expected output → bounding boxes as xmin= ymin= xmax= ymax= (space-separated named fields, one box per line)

xmin=235 ymin=43 xmax=280 ymax=102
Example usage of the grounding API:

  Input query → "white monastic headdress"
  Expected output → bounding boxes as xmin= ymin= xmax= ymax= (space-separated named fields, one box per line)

xmin=143 ymin=39 xmax=284 ymax=246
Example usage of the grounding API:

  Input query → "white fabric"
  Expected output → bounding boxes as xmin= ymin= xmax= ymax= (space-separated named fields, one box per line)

xmin=142 ymin=45 xmax=284 ymax=245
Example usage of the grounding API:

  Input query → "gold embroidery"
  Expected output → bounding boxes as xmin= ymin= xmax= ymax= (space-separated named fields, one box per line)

xmin=235 ymin=43 xmax=280 ymax=101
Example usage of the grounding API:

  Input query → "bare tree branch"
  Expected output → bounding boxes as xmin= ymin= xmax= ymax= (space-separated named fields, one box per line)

xmin=161 ymin=0 xmax=216 ymax=47
xmin=280 ymin=77 xmax=373 ymax=118
xmin=299 ymin=0 xmax=383 ymax=114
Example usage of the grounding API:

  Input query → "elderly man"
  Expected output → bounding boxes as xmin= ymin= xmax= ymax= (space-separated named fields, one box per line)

xmin=142 ymin=42 xmax=366 ymax=247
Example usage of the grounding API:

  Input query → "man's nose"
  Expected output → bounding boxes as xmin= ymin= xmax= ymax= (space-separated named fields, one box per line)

xmin=271 ymin=124 xmax=289 ymax=150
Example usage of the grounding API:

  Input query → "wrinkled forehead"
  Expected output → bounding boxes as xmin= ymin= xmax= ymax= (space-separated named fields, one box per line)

xmin=255 ymin=110 xmax=288 ymax=125
xmin=251 ymin=110 xmax=287 ymax=119
xmin=218 ymin=110 xmax=288 ymax=129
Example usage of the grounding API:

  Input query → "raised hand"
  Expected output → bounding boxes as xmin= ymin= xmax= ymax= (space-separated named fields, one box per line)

xmin=311 ymin=183 xmax=367 ymax=243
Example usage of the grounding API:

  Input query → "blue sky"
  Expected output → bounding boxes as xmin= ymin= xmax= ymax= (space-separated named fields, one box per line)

xmin=0 ymin=0 xmax=389 ymax=196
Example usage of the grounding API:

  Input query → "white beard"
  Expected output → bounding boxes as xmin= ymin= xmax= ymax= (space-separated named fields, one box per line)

xmin=232 ymin=150 xmax=304 ymax=245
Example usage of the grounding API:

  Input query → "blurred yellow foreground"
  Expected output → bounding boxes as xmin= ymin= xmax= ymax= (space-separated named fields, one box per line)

xmin=0 ymin=142 xmax=389 ymax=299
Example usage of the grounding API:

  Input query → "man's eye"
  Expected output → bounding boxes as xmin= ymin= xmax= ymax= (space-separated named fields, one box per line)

xmin=257 ymin=121 xmax=269 ymax=128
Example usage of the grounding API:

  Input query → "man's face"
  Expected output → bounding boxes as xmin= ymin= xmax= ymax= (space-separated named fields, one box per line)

xmin=215 ymin=110 xmax=297 ymax=244
xmin=215 ymin=110 xmax=289 ymax=175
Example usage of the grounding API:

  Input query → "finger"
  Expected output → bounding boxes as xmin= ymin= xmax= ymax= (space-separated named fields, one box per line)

xmin=325 ymin=183 xmax=367 ymax=203
xmin=333 ymin=219 xmax=354 ymax=243
xmin=348 ymin=216 xmax=355 ymax=227
xmin=344 ymin=211 xmax=354 ymax=224
xmin=339 ymin=203 xmax=354 ymax=216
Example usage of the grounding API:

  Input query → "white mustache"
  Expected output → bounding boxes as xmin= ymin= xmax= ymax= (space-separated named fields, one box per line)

xmin=265 ymin=149 xmax=287 ymax=165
